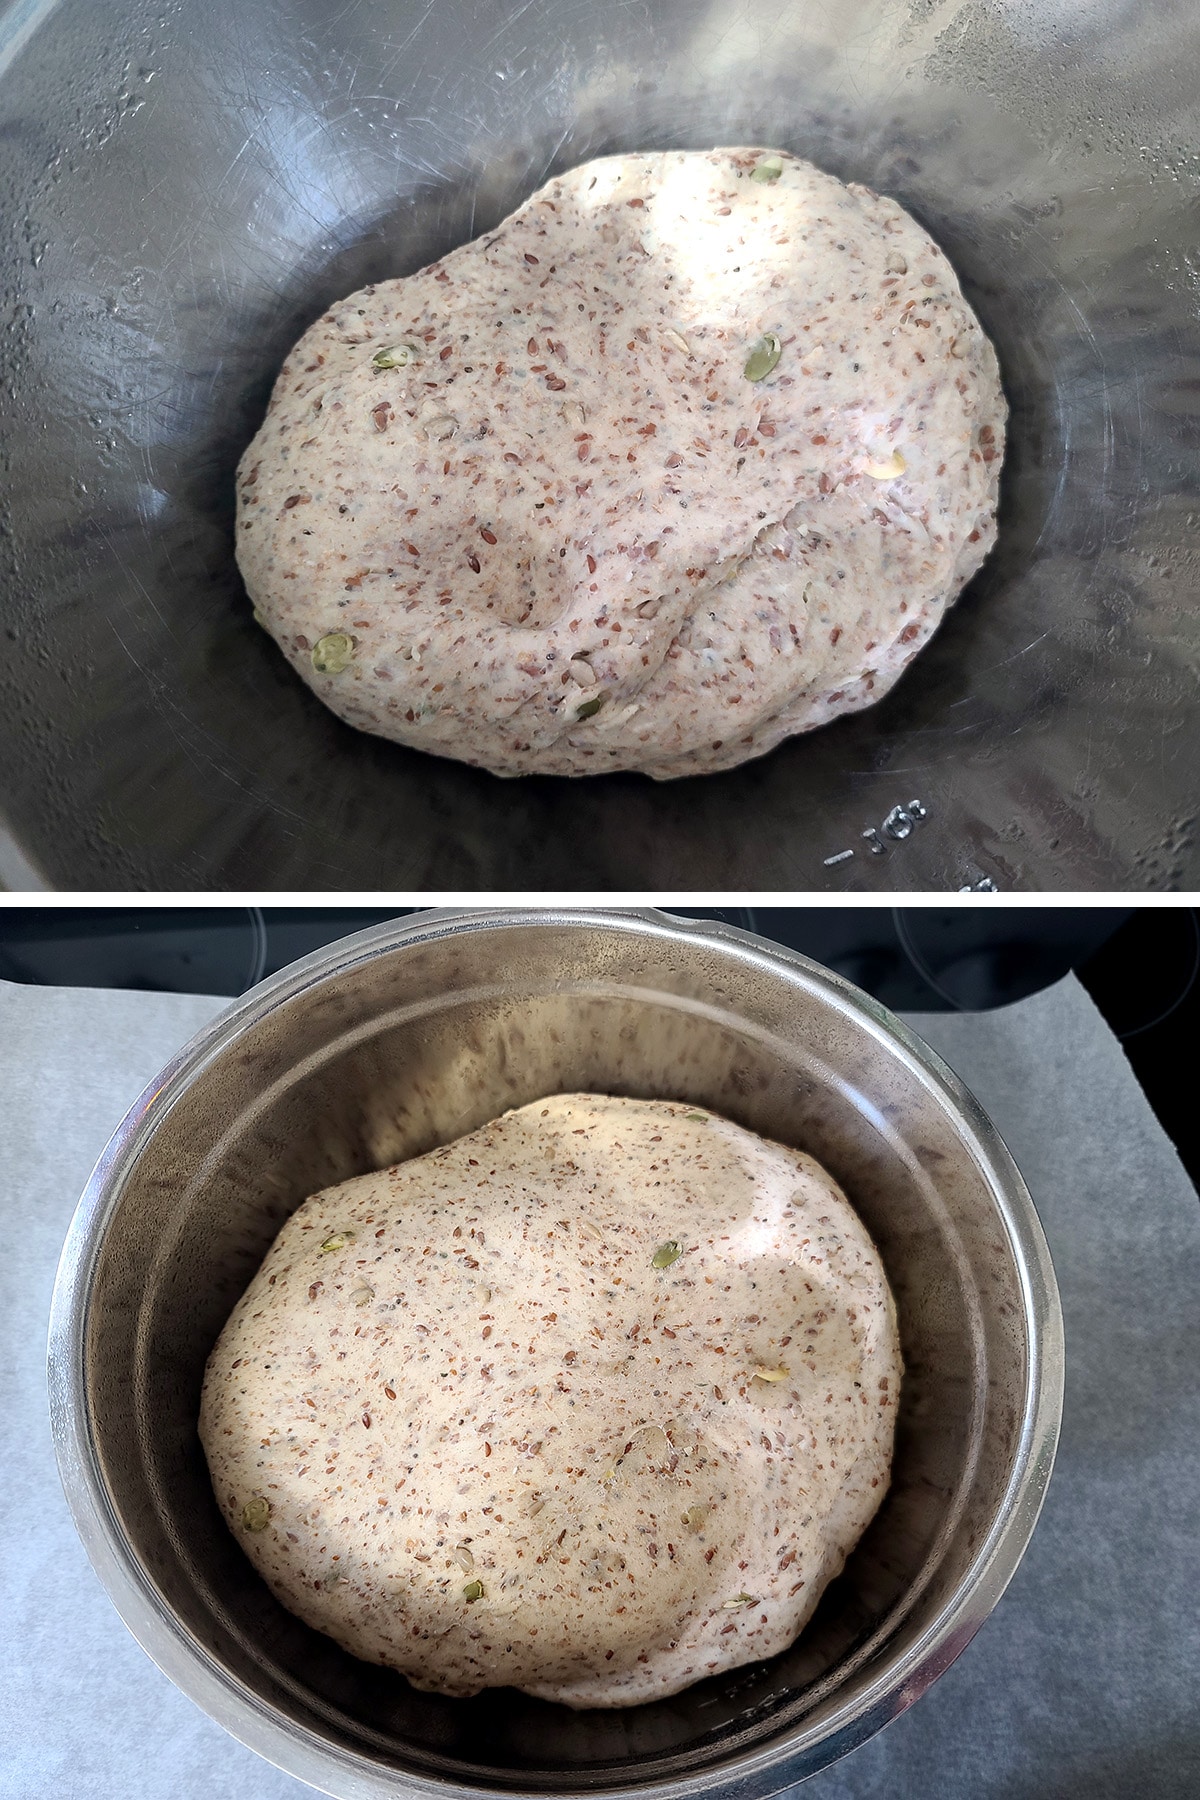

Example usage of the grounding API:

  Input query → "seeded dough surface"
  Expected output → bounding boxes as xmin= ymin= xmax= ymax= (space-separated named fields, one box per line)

xmin=200 ymin=1095 xmax=901 ymax=1706
xmin=236 ymin=147 xmax=1004 ymax=777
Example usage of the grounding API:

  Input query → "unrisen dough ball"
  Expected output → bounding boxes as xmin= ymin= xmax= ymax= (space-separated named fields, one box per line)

xmin=236 ymin=147 xmax=1004 ymax=778
xmin=200 ymin=1095 xmax=901 ymax=1707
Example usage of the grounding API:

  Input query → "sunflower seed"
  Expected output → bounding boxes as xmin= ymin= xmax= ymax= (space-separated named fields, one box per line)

xmin=864 ymin=449 xmax=906 ymax=480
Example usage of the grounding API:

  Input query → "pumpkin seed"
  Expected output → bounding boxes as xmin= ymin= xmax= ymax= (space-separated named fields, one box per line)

xmin=372 ymin=342 xmax=419 ymax=369
xmin=750 ymin=155 xmax=783 ymax=183
xmin=311 ymin=632 xmax=355 ymax=675
xmin=743 ymin=333 xmax=782 ymax=382
xmin=241 ymin=1496 xmax=271 ymax=1532
xmin=652 ymin=1240 xmax=682 ymax=1269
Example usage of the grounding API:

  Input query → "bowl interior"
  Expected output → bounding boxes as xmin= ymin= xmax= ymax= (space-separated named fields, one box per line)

xmin=2 ymin=0 xmax=1198 ymax=887
xmin=77 ymin=918 xmax=1030 ymax=1789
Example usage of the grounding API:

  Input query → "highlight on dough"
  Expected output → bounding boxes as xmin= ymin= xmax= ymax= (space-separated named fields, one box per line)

xmin=236 ymin=146 xmax=1004 ymax=779
xmin=200 ymin=1094 xmax=902 ymax=1708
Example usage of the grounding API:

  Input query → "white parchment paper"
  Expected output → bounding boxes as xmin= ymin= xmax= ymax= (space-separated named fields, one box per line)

xmin=1 ymin=973 xmax=1197 ymax=1799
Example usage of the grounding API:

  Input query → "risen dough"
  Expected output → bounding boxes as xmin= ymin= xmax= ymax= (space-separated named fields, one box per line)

xmin=200 ymin=1095 xmax=901 ymax=1707
xmin=236 ymin=147 xmax=1004 ymax=778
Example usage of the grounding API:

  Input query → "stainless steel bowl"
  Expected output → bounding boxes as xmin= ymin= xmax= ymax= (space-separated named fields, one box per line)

xmin=2 ymin=1 xmax=1198 ymax=890
xmin=49 ymin=909 xmax=1062 ymax=1795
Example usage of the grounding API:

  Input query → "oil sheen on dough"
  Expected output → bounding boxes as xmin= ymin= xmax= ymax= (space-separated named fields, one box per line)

xmin=200 ymin=1095 xmax=902 ymax=1707
xmin=236 ymin=148 xmax=1004 ymax=778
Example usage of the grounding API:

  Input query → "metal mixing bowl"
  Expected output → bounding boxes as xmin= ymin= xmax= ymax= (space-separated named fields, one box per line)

xmin=1 ymin=0 xmax=1198 ymax=890
xmin=49 ymin=908 xmax=1063 ymax=1795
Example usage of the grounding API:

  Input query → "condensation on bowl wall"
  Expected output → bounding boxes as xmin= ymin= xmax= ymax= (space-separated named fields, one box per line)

xmin=1 ymin=1 xmax=1197 ymax=890
xmin=48 ymin=908 xmax=1064 ymax=1798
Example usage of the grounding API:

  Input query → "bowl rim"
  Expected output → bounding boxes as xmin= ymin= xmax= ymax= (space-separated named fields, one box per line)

xmin=47 ymin=905 xmax=1064 ymax=1799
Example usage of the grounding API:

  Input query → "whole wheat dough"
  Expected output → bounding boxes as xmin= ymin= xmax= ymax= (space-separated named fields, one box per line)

xmin=236 ymin=148 xmax=1004 ymax=778
xmin=200 ymin=1095 xmax=901 ymax=1707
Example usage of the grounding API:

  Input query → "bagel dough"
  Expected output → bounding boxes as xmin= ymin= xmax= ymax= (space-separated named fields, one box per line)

xmin=236 ymin=148 xmax=1004 ymax=777
xmin=200 ymin=1095 xmax=902 ymax=1707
